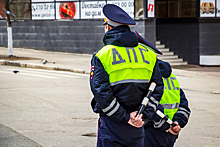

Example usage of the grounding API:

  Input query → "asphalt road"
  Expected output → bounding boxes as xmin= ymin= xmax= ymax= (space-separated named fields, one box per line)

xmin=0 ymin=65 xmax=220 ymax=147
xmin=0 ymin=65 xmax=97 ymax=147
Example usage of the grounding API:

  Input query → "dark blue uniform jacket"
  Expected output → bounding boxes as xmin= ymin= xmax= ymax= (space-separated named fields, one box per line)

xmin=90 ymin=25 xmax=164 ymax=123
xmin=147 ymin=60 xmax=191 ymax=130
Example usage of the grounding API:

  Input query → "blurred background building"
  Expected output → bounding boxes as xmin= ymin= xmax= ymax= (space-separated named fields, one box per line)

xmin=0 ymin=0 xmax=219 ymax=65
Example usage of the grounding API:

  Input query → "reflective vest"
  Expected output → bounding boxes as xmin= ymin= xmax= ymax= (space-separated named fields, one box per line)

xmin=95 ymin=44 xmax=157 ymax=86
xmin=160 ymin=73 xmax=180 ymax=120
xmin=139 ymin=43 xmax=156 ymax=54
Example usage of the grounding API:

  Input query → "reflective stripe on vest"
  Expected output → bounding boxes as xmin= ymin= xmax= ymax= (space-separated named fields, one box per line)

xmin=95 ymin=44 xmax=157 ymax=86
xmin=159 ymin=73 xmax=180 ymax=120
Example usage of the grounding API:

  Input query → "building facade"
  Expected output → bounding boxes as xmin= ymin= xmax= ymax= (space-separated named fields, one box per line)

xmin=0 ymin=0 xmax=219 ymax=65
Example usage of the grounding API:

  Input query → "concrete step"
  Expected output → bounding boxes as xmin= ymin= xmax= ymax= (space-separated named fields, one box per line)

xmin=156 ymin=40 xmax=188 ymax=65
xmin=161 ymin=58 xmax=183 ymax=63
xmin=170 ymin=61 xmax=188 ymax=66
xmin=156 ymin=44 xmax=165 ymax=48
xmin=161 ymin=52 xmax=174 ymax=56
xmin=156 ymin=41 xmax=161 ymax=45
xmin=157 ymin=55 xmax=179 ymax=59
xmin=159 ymin=48 xmax=170 ymax=52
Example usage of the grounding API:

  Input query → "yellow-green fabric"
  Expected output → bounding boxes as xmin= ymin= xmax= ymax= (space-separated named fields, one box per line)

xmin=160 ymin=73 xmax=180 ymax=120
xmin=139 ymin=43 xmax=156 ymax=53
xmin=95 ymin=44 xmax=157 ymax=85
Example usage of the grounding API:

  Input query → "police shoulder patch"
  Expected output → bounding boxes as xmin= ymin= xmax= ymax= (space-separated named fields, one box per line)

xmin=90 ymin=65 xmax=94 ymax=80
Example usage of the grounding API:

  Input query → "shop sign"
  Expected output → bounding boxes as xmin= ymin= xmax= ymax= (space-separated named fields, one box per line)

xmin=56 ymin=2 xmax=80 ymax=19
xmin=200 ymin=0 xmax=215 ymax=17
xmin=217 ymin=0 xmax=220 ymax=17
xmin=0 ymin=0 xmax=6 ymax=19
xmin=148 ymin=0 xmax=155 ymax=17
xmin=55 ymin=0 xmax=77 ymax=1
xmin=32 ymin=0 xmax=54 ymax=2
xmin=32 ymin=3 xmax=55 ymax=20
xmin=107 ymin=0 xmax=134 ymax=18
xmin=81 ymin=1 xmax=106 ymax=19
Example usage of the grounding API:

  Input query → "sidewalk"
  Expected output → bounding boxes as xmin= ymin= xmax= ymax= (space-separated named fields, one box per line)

xmin=0 ymin=47 xmax=92 ymax=74
xmin=0 ymin=124 xmax=43 ymax=147
xmin=1 ymin=47 xmax=220 ymax=92
xmin=1 ymin=47 xmax=220 ymax=94
xmin=1 ymin=47 xmax=220 ymax=75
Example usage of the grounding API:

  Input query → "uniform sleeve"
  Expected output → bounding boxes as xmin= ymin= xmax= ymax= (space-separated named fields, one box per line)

xmin=172 ymin=88 xmax=191 ymax=128
xmin=147 ymin=89 xmax=190 ymax=131
xmin=142 ymin=59 xmax=164 ymax=120
xmin=150 ymin=104 xmax=170 ymax=131
xmin=90 ymin=55 xmax=130 ymax=123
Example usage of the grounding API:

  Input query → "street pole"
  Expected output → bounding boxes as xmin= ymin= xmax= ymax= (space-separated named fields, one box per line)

xmin=3 ymin=0 xmax=13 ymax=57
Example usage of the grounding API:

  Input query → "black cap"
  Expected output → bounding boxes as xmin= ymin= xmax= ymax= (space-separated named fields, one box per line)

xmin=103 ymin=4 xmax=136 ymax=26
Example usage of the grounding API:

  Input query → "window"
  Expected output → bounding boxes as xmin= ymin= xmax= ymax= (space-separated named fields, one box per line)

xmin=8 ymin=0 xmax=31 ymax=20
xmin=178 ymin=0 xmax=196 ymax=17
xmin=135 ymin=0 xmax=144 ymax=18
xmin=156 ymin=0 xmax=196 ymax=18
xmin=156 ymin=1 xmax=167 ymax=18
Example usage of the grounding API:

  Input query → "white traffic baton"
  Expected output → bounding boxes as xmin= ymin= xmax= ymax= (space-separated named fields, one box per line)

xmin=136 ymin=82 xmax=156 ymax=116
xmin=156 ymin=110 xmax=177 ymax=127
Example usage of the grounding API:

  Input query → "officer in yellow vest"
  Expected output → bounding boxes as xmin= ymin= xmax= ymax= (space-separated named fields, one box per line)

xmin=144 ymin=60 xmax=190 ymax=147
xmin=134 ymin=31 xmax=191 ymax=147
xmin=90 ymin=4 xmax=164 ymax=147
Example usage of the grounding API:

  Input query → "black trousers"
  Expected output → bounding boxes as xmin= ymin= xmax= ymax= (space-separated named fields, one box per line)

xmin=97 ymin=116 xmax=145 ymax=147
xmin=144 ymin=125 xmax=177 ymax=147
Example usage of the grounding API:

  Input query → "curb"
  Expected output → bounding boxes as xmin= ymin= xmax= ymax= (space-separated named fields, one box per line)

xmin=0 ymin=60 xmax=90 ymax=75
xmin=0 ymin=123 xmax=43 ymax=147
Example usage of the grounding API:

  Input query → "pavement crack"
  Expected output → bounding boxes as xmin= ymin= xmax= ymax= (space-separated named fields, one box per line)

xmin=72 ymin=117 xmax=97 ymax=120
xmin=182 ymin=88 xmax=213 ymax=94
xmin=82 ymin=133 xmax=97 ymax=137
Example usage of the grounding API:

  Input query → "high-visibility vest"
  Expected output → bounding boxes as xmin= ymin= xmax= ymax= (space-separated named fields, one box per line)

xmin=160 ymin=73 xmax=180 ymax=120
xmin=139 ymin=43 xmax=156 ymax=53
xmin=95 ymin=44 xmax=157 ymax=86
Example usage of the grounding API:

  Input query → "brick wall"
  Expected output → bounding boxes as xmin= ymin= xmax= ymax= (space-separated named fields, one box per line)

xmin=0 ymin=19 xmax=156 ymax=54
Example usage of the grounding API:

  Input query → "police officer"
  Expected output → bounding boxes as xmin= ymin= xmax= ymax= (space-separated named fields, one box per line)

xmin=135 ymin=31 xmax=191 ymax=147
xmin=90 ymin=4 xmax=164 ymax=147
xmin=145 ymin=60 xmax=191 ymax=147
